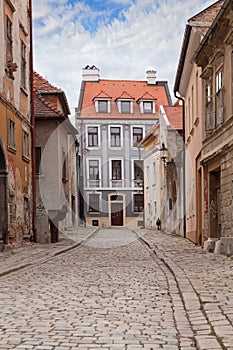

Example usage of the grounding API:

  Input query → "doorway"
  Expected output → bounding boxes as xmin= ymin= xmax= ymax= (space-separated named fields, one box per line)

xmin=111 ymin=202 xmax=123 ymax=226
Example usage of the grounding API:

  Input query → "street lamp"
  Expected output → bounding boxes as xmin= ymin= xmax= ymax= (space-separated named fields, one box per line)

xmin=160 ymin=143 xmax=168 ymax=164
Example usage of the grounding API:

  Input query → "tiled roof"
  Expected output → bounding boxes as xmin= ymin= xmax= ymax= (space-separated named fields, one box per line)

xmin=137 ymin=91 xmax=157 ymax=101
xmin=164 ymin=106 xmax=183 ymax=131
xmin=94 ymin=90 xmax=112 ymax=99
xmin=188 ymin=0 xmax=224 ymax=36
xmin=80 ymin=79 xmax=171 ymax=119
xmin=33 ymin=71 xmax=62 ymax=93
xmin=33 ymin=71 xmax=70 ymax=118
xmin=34 ymin=90 xmax=64 ymax=118
xmin=116 ymin=91 xmax=134 ymax=100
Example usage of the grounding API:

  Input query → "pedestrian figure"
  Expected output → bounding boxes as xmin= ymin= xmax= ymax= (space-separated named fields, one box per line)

xmin=156 ymin=217 xmax=161 ymax=230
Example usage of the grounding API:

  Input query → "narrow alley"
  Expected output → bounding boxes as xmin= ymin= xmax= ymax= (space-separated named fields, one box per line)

xmin=0 ymin=228 xmax=233 ymax=350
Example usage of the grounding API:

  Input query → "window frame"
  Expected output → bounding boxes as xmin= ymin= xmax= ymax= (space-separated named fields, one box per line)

xmin=94 ymin=99 xmax=111 ymax=113
xmin=139 ymin=100 xmax=155 ymax=114
xmin=133 ymin=193 xmax=144 ymax=213
xmin=21 ymin=40 xmax=26 ymax=89
xmin=8 ymin=118 xmax=16 ymax=150
xmin=117 ymin=99 xmax=134 ymax=114
xmin=6 ymin=15 xmax=13 ymax=61
xmin=88 ymin=193 xmax=100 ymax=213
xmin=23 ymin=130 xmax=29 ymax=157
xmin=87 ymin=126 xmax=99 ymax=148
xmin=108 ymin=125 xmax=123 ymax=148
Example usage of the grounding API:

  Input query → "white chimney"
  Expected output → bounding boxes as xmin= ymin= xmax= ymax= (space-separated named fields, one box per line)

xmin=82 ymin=65 xmax=100 ymax=82
xmin=146 ymin=70 xmax=157 ymax=85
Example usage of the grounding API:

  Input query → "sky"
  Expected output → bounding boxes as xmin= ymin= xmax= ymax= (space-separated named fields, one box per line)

xmin=32 ymin=0 xmax=215 ymax=120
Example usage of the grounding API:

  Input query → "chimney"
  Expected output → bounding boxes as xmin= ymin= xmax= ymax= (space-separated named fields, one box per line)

xmin=146 ymin=70 xmax=157 ymax=85
xmin=82 ymin=65 xmax=100 ymax=82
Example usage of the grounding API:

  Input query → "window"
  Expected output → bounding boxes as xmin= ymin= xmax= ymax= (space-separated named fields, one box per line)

xmin=205 ymin=80 xmax=214 ymax=132
xmin=134 ymin=194 xmax=143 ymax=212
xmin=143 ymin=101 xmax=153 ymax=113
xmin=62 ymin=149 xmax=67 ymax=182
xmin=134 ymin=160 xmax=143 ymax=185
xmin=98 ymin=100 xmax=108 ymax=113
xmin=36 ymin=147 xmax=41 ymax=175
xmin=133 ymin=127 xmax=143 ymax=146
xmin=88 ymin=127 xmax=98 ymax=147
xmin=110 ymin=127 xmax=121 ymax=147
xmin=215 ymin=69 xmax=224 ymax=125
xmin=6 ymin=16 xmax=13 ymax=61
xmin=23 ymin=131 xmax=29 ymax=157
xmin=21 ymin=40 xmax=26 ymax=89
xmin=88 ymin=193 xmax=100 ymax=212
xmin=112 ymin=160 xmax=122 ymax=180
xmin=121 ymin=101 xmax=131 ymax=113
xmin=8 ymin=119 xmax=15 ymax=148
xmin=89 ymin=160 xmax=99 ymax=180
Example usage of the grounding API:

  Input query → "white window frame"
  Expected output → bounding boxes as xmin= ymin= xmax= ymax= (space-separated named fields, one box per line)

xmin=139 ymin=100 xmax=155 ymax=114
xmin=131 ymin=158 xmax=144 ymax=188
xmin=86 ymin=124 xmax=100 ymax=150
xmin=108 ymin=125 xmax=123 ymax=149
xmin=87 ymin=192 xmax=101 ymax=213
xmin=94 ymin=98 xmax=111 ymax=113
xmin=109 ymin=157 xmax=124 ymax=188
xmin=117 ymin=99 xmax=134 ymax=114
xmin=86 ymin=156 xmax=101 ymax=188
xmin=131 ymin=125 xmax=145 ymax=148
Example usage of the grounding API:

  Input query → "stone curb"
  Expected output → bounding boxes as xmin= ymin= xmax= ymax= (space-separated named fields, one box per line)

xmin=0 ymin=228 xmax=98 ymax=278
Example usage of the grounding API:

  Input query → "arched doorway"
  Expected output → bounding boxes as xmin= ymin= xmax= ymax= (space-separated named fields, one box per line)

xmin=0 ymin=139 xmax=8 ymax=245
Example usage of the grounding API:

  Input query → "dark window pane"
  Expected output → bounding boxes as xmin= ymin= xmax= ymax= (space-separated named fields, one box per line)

xmin=121 ymin=101 xmax=130 ymax=113
xmin=110 ymin=127 xmax=121 ymax=147
xmin=89 ymin=194 xmax=100 ymax=212
xmin=98 ymin=101 xmax=108 ymax=113
xmin=112 ymin=160 xmax=122 ymax=180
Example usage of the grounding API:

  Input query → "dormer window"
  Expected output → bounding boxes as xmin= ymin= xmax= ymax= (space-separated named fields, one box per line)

xmin=94 ymin=98 xmax=111 ymax=113
xmin=143 ymin=101 xmax=153 ymax=114
xmin=117 ymin=99 xmax=134 ymax=114
xmin=137 ymin=93 xmax=156 ymax=114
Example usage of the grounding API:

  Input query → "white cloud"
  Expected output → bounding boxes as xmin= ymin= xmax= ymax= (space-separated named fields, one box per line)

xmin=33 ymin=0 xmax=216 ymax=121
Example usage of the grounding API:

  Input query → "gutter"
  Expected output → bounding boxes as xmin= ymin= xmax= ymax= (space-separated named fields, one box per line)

xmin=29 ymin=0 xmax=37 ymax=242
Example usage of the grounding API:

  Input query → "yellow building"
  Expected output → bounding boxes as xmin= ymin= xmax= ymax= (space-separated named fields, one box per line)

xmin=0 ymin=0 xmax=33 ymax=246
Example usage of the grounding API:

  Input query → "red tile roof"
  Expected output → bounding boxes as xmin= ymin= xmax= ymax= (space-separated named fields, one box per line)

xmin=164 ymin=106 xmax=183 ymax=131
xmin=79 ymin=79 xmax=171 ymax=119
xmin=33 ymin=71 xmax=70 ymax=118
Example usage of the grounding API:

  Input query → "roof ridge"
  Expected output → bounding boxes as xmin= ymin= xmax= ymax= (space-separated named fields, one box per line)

xmin=33 ymin=71 xmax=62 ymax=92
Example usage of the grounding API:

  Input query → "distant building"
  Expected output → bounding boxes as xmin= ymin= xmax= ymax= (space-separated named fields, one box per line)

xmin=174 ymin=0 xmax=224 ymax=245
xmin=140 ymin=104 xmax=183 ymax=233
xmin=33 ymin=72 xmax=78 ymax=243
xmin=0 ymin=0 xmax=33 ymax=246
xmin=76 ymin=66 xmax=172 ymax=229
xmin=194 ymin=0 xmax=233 ymax=255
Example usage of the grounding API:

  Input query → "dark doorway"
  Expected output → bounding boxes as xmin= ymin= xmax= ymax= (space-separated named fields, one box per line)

xmin=209 ymin=169 xmax=221 ymax=239
xmin=0 ymin=139 xmax=8 ymax=244
xmin=111 ymin=203 xmax=123 ymax=226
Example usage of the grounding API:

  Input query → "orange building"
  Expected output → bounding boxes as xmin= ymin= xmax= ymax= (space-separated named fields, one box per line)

xmin=0 ymin=0 xmax=33 ymax=246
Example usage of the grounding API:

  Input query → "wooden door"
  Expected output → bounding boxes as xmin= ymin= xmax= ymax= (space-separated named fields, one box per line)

xmin=111 ymin=203 xmax=123 ymax=226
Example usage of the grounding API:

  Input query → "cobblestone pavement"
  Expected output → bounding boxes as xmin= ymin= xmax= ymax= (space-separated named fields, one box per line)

xmin=0 ymin=228 xmax=232 ymax=349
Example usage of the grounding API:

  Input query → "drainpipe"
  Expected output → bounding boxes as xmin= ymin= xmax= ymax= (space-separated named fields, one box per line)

xmin=174 ymin=91 xmax=186 ymax=239
xmin=29 ymin=0 xmax=37 ymax=242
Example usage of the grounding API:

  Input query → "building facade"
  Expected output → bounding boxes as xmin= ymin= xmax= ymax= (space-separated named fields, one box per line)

xmin=34 ymin=72 xmax=78 ymax=243
xmin=76 ymin=66 xmax=172 ymax=229
xmin=140 ymin=105 xmax=183 ymax=234
xmin=0 ymin=0 xmax=33 ymax=247
xmin=174 ymin=0 xmax=223 ymax=245
xmin=194 ymin=0 xmax=233 ymax=255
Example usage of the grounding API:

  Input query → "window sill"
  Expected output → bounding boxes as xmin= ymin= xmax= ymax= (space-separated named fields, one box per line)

xmin=22 ymin=155 xmax=30 ymax=163
xmin=8 ymin=145 xmax=17 ymax=154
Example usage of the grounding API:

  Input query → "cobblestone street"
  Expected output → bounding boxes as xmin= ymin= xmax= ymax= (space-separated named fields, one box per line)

xmin=0 ymin=228 xmax=233 ymax=350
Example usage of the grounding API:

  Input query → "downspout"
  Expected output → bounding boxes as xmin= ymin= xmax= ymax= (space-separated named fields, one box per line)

xmin=29 ymin=0 xmax=37 ymax=242
xmin=174 ymin=91 xmax=186 ymax=239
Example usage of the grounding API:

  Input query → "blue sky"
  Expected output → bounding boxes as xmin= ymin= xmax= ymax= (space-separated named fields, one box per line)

xmin=32 ymin=0 xmax=216 ymax=119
